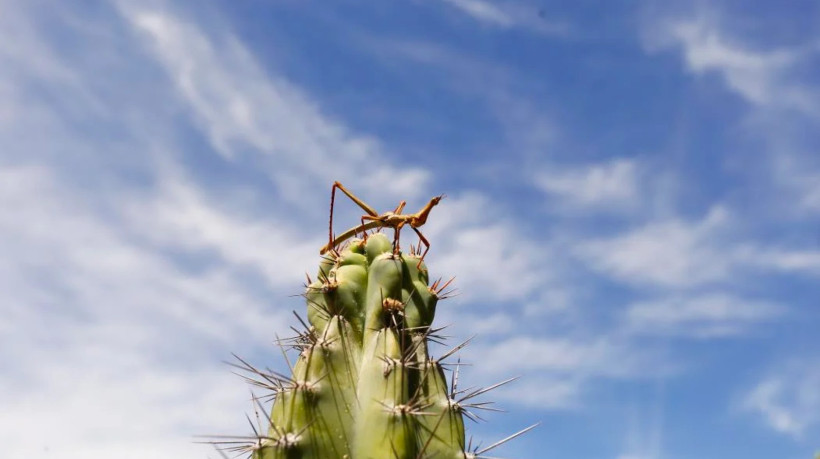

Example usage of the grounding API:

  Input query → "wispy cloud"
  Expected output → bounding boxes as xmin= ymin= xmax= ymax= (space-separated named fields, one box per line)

xmin=739 ymin=246 xmax=820 ymax=276
xmin=370 ymin=37 xmax=559 ymax=165
xmin=575 ymin=206 xmax=735 ymax=288
xmin=495 ymin=376 xmax=584 ymax=409
xmin=575 ymin=204 xmax=820 ymax=289
xmin=443 ymin=0 xmax=515 ymax=27
xmin=643 ymin=11 xmax=819 ymax=115
xmin=0 ymin=164 xmax=288 ymax=457
xmin=472 ymin=335 xmax=650 ymax=377
xmin=534 ymin=158 xmax=642 ymax=211
xmin=760 ymin=127 xmax=820 ymax=215
xmin=623 ymin=293 xmax=784 ymax=338
xmin=441 ymin=0 xmax=571 ymax=36
xmin=641 ymin=6 xmax=820 ymax=225
xmin=424 ymin=191 xmax=553 ymax=303
xmin=124 ymin=172 xmax=320 ymax=290
xmin=124 ymin=5 xmax=430 ymax=206
xmin=742 ymin=360 xmax=820 ymax=438
xmin=617 ymin=387 xmax=665 ymax=459
xmin=460 ymin=332 xmax=672 ymax=410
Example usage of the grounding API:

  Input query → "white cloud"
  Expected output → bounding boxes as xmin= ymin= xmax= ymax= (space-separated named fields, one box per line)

xmin=125 ymin=173 xmax=320 ymax=290
xmin=470 ymin=335 xmax=656 ymax=379
xmin=535 ymin=158 xmax=641 ymax=210
xmin=575 ymin=206 xmax=734 ymax=288
xmin=369 ymin=38 xmax=559 ymax=161
xmin=454 ymin=333 xmax=671 ymax=410
xmin=423 ymin=191 xmax=551 ymax=303
xmin=644 ymin=12 xmax=818 ymax=115
xmin=443 ymin=0 xmax=515 ymax=27
xmin=495 ymin=377 xmax=584 ymax=409
xmin=739 ymin=247 xmax=820 ymax=276
xmin=451 ymin=312 xmax=516 ymax=336
xmin=643 ymin=8 xmax=820 ymax=224
xmin=576 ymin=206 xmax=820 ymax=288
xmin=122 ymin=5 xmax=430 ymax=206
xmin=671 ymin=19 xmax=794 ymax=105
xmin=742 ymin=360 xmax=820 ymax=438
xmin=0 ymin=164 xmax=293 ymax=458
xmin=616 ymin=383 xmax=666 ymax=459
xmin=441 ymin=0 xmax=570 ymax=35
xmin=624 ymin=293 xmax=783 ymax=338
xmin=0 ymin=353 xmax=245 ymax=458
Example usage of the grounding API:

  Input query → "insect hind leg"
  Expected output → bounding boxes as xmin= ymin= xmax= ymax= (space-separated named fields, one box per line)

xmin=327 ymin=181 xmax=379 ymax=255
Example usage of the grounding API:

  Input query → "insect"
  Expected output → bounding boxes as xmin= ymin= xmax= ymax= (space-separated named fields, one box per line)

xmin=320 ymin=181 xmax=444 ymax=264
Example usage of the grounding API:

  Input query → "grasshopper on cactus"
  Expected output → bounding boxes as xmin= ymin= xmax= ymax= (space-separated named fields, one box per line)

xmin=207 ymin=183 xmax=537 ymax=459
xmin=320 ymin=181 xmax=444 ymax=264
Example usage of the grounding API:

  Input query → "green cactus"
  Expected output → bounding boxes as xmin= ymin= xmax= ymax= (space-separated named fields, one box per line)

xmin=215 ymin=231 xmax=535 ymax=459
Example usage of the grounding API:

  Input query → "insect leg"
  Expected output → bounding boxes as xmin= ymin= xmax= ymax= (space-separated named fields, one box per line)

xmin=393 ymin=221 xmax=406 ymax=255
xmin=328 ymin=182 xmax=379 ymax=254
xmin=320 ymin=221 xmax=383 ymax=254
xmin=411 ymin=226 xmax=431 ymax=269
xmin=393 ymin=200 xmax=407 ymax=214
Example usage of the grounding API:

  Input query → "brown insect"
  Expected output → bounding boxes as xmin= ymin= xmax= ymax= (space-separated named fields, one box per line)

xmin=320 ymin=181 xmax=444 ymax=263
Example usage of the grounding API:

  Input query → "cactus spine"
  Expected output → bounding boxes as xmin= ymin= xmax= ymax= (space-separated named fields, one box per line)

xmin=221 ymin=231 xmax=533 ymax=458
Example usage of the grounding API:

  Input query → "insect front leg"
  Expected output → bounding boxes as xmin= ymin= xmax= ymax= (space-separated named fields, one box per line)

xmin=393 ymin=221 xmax=406 ymax=255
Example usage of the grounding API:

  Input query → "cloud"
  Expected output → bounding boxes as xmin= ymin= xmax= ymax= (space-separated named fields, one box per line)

xmin=470 ymin=335 xmax=658 ymax=379
xmin=623 ymin=293 xmax=784 ymax=338
xmin=643 ymin=11 xmax=819 ymax=115
xmin=0 ymin=343 xmax=246 ymax=458
xmin=124 ymin=172 xmax=320 ymax=290
xmin=495 ymin=377 xmax=584 ymax=409
xmin=442 ymin=0 xmax=515 ymax=27
xmin=671 ymin=19 xmax=795 ymax=106
xmin=739 ymin=247 xmax=820 ymax=277
xmin=454 ymin=332 xmax=672 ymax=410
xmin=642 ymin=7 xmax=820 ymax=223
xmin=122 ymin=5 xmax=430 ymax=206
xmin=0 ymin=163 xmax=293 ymax=458
xmin=423 ymin=191 xmax=552 ymax=303
xmin=766 ymin=144 xmax=820 ymax=214
xmin=441 ymin=0 xmax=570 ymax=36
xmin=575 ymin=204 xmax=820 ymax=289
xmin=369 ymin=37 xmax=559 ymax=162
xmin=742 ymin=360 xmax=820 ymax=438
xmin=575 ymin=206 xmax=735 ymax=288
xmin=534 ymin=158 xmax=641 ymax=211
xmin=616 ymin=381 xmax=666 ymax=459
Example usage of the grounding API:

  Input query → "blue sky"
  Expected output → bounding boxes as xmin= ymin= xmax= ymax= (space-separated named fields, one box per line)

xmin=1 ymin=0 xmax=819 ymax=458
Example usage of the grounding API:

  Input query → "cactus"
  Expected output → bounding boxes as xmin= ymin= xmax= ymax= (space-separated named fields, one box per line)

xmin=211 ymin=216 xmax=535 ymax=458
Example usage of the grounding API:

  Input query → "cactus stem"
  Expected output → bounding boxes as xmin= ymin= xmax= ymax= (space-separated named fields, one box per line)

xmin=216 ymin=217 xmax=534 ymax=458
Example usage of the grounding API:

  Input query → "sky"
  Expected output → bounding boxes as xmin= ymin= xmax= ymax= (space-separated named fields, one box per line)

xmin=1 ymin=0 xmax=819 ymax=458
